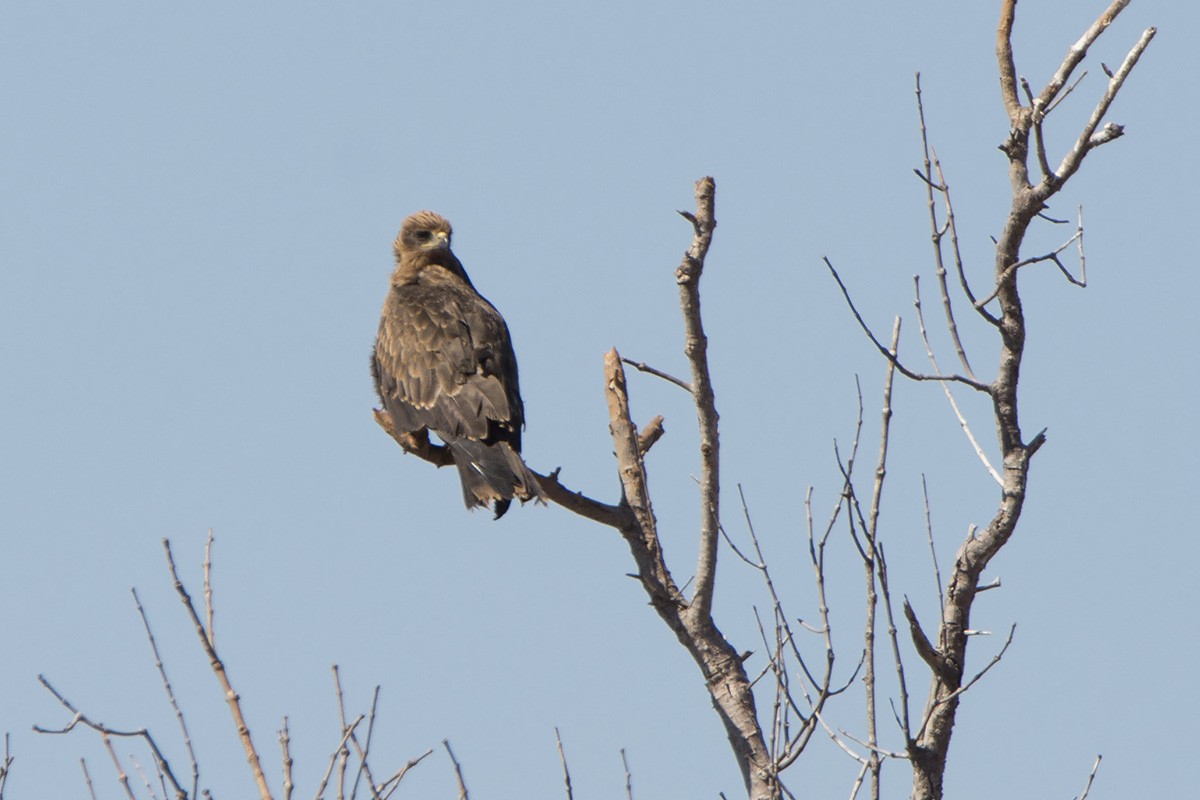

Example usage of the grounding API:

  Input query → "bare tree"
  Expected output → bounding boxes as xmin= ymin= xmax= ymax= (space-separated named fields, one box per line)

xmin=32 ymin=3 xmax=1153 ymax=799
xmin=379 ymin=3 xmax=1154 ymax=799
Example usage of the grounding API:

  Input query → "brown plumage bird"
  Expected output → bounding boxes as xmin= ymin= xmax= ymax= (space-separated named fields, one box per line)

xmin=372 ymin=211 xmax=545 ymax=518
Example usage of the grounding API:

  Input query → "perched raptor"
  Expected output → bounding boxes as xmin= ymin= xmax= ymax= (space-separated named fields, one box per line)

xmin=372 ymin=211 xmax=544 ymax=518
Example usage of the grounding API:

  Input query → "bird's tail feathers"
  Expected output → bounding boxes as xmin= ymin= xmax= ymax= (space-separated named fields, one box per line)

xmin=446 ymin=439 xmax=546 ymax=519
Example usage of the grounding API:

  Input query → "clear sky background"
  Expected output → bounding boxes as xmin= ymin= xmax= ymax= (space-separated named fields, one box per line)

xmin=1 ymin=1 xmax=1194 ymax=798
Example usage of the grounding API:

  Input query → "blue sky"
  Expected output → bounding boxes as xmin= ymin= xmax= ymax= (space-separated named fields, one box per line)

xmin=1 ymin=1 xmax=1194 ymax=797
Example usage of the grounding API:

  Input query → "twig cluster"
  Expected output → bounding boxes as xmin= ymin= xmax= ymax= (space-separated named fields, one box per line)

xmin=34 ymin=535 xmax=434 ymax=800
xmin=818 ymin=3 xmax=1151 ymax=798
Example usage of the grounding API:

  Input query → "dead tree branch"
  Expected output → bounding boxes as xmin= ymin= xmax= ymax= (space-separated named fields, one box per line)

xmin=584 ymin=180 xmax=777 ymax=800
xmin=620 ymin=357 xmax=693 ymax=393
xmin=443 ymin=740 xmax=470 ymax=800
xmin=132 ymin=587 xmax=201 ymax=799
xmin=674 ymin=178 xmax=722 ymax=623
xmin=825 ymin=258 xmax=991 ymax=393
xmin=372 ymin=408 xmax=626 ymax=528
xmin=0 ymin=734 xmax=10 ymax=800
xmin=554 ymin=728 xmax=574 ymax=800
xmin=903 ymin=5 xmax=1153 ymax=797
xmin=1075 ymin=755 xmax=1103 ymax=800
xmin=163 ymin=537 xmax=273 ymax=800
xmin=912 ymin=277 xmax=1002 ymax=485
xmin=33 ymin=675 xmax=189 ymax=798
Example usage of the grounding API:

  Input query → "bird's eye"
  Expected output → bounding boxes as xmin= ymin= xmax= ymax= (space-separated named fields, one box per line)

xmin=413 ymin=230 xmax=432 ymax=242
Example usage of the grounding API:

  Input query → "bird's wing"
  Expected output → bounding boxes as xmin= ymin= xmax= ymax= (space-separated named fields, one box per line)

xmin=374 ymin=281 xmax=519 ymax=443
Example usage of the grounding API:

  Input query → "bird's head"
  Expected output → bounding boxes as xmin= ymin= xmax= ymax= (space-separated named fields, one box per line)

xmin=396 ymin=211 xmax=453 ymax=258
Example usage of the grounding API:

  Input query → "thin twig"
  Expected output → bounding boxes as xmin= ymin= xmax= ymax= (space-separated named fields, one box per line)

xmin=100 ymin=733 xmax=136 ymax=800
xmin=163 ymin=538 xmax=273 ymax=800
xmin=1075 ymin=754 xmax=1103 ymax=800
xmin=333 ymin=666 xmax=351 ymax=800
xmin=914 ymin=73 xmax=991 ymax=354
xmin=921 ymin=476 xmax=945 ymax=614
xmin=349 ymin=685 xmax=383 ymax=800
xmin=912 ymin=276 xmax=1002 ymax=485
xmin=620 ymin=748 xmax=634 ymax=800
xmin=554 ymin=728 xmax=574 ymax=800
xmin=620 ymin=357 xmax=693 ymax=393
xmin=132 ymin=587 xmax=201 ymax=799
xmin=1053 ymin=25 xmax=1156 ymax=184
xmin=974 ymin=228 xmax=1086 ymax=309
xmin=279 ymin=718 xmax=294 ymax=800
xmin=129 ymin=754 xmax=161 ymax=800
xmin=33 ymin=675 xmax=189 ymax=798
xmin=443 ymin=740 xmax=469 ymax=800
xmin=313 ymin=716 xmax=364 ymax=800
xmin=377 ymin=749 xmax=433 ymax=800
xmin=81 ymin=758 xmax=98 ymax=800
xmin=825 ymin=257 xmax=990 ymax=392
xmin=875 ymin=542 xmax=912 ymax=743
xmin=1075 ymin=206 xmax=1088 ymax=287
xmin=0 ymin=734 xmax=10 ymax=800
xmin=860 ymin=318 xmax=902 ymax=797
xmin=204 ymin=530 xmax=215 ymax=649
xmin=914 ymin=624 xmax=1017 ymax=742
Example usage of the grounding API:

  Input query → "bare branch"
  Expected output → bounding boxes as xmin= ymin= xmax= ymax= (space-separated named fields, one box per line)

xmin=1053 ymin=25 xmax=1156 ymax=185
xmin=129 ymin=754 xmax=161 ymax=800
xmin=133 ymin=587 xmax=201 ymax=799
xmin=874 ymin=543 xmax=912 ymax=744
xmin=279 ymin=718 xmax=294 ymax=800
xmin=373 ymin=407 xmax=626 ymax=527
xmin=912 ymin=276 xmax=1002 ymax=485
xmin=825 ymin=257 xmax=990 ymax=392
xmin=1023 ymin=77 xmax=1054 ymax=182
xmin=620 ymin=357 xmax=693 ymax=393
xmin=637 ymin=415 xmax=666 ymax=456
xmin=33 ymin=675 xmax=190 ymax=799
xmin=902 ymin=600 xmax=951 ymax=681
xmin=731 ymin=488 xmax=826 ymax=769
xmin=554 ymin=728 xmax=574 ymax=800
xmin=996 ymin=0 xmax=1023 ymax=124
xmin=81 ymin=758 xmax=98 ymax=800
xmin=163 ymin=538 xmax=273 ymax=800
xmin=1075 ymin=755 xmax=1103 ymax=800
xmin=1044 ymin=71 xmax=1088 ymax=116
xmin=914 ymin=74 xmax=993 ymax=347
xmin=604 ymin=349 xmax=683 ymax=610
xmin=101 ymin=733 xmax=136 ymax=800
xmin=975 ymin=226 xmax=1086 ymax=309
xmin=675 ymin=176 xmax=722 ymax=624
xmin=313 ymin=716 xmax=364 ymax=800
xmin=1074 ymin=206 xmax=1088 ymax=288
xmin=332 ymin=666 xmax=352 ymax=799
xmin=442 ymin=740 xmax=469 ymax=800
xmin=204 ymin=530 xmax=215 ymax=650
xmin=921 ymin=476 xmax=945 ymax=615
xmin=377 ymin=749 xmax=434 ymax=800
xmin=349 ymin=684 xmax=382 ymax=800
xmin=1037 ymin=0 xmax=1133 ymax=114
xmin=915 ymin=625 xmax=1017 ymax=743
xmin=0 ymin=735 xmax=10 ymax=800
xmin=859 ymin=318 xmax=902 ymax=798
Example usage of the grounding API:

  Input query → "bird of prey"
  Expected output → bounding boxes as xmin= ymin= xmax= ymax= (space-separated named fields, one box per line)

xmin=372 ymin=211 xmax=545 ymax=518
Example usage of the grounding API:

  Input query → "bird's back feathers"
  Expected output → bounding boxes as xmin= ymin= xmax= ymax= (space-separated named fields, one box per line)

xmin=373 ymin=211 xmax=544 ymax=517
